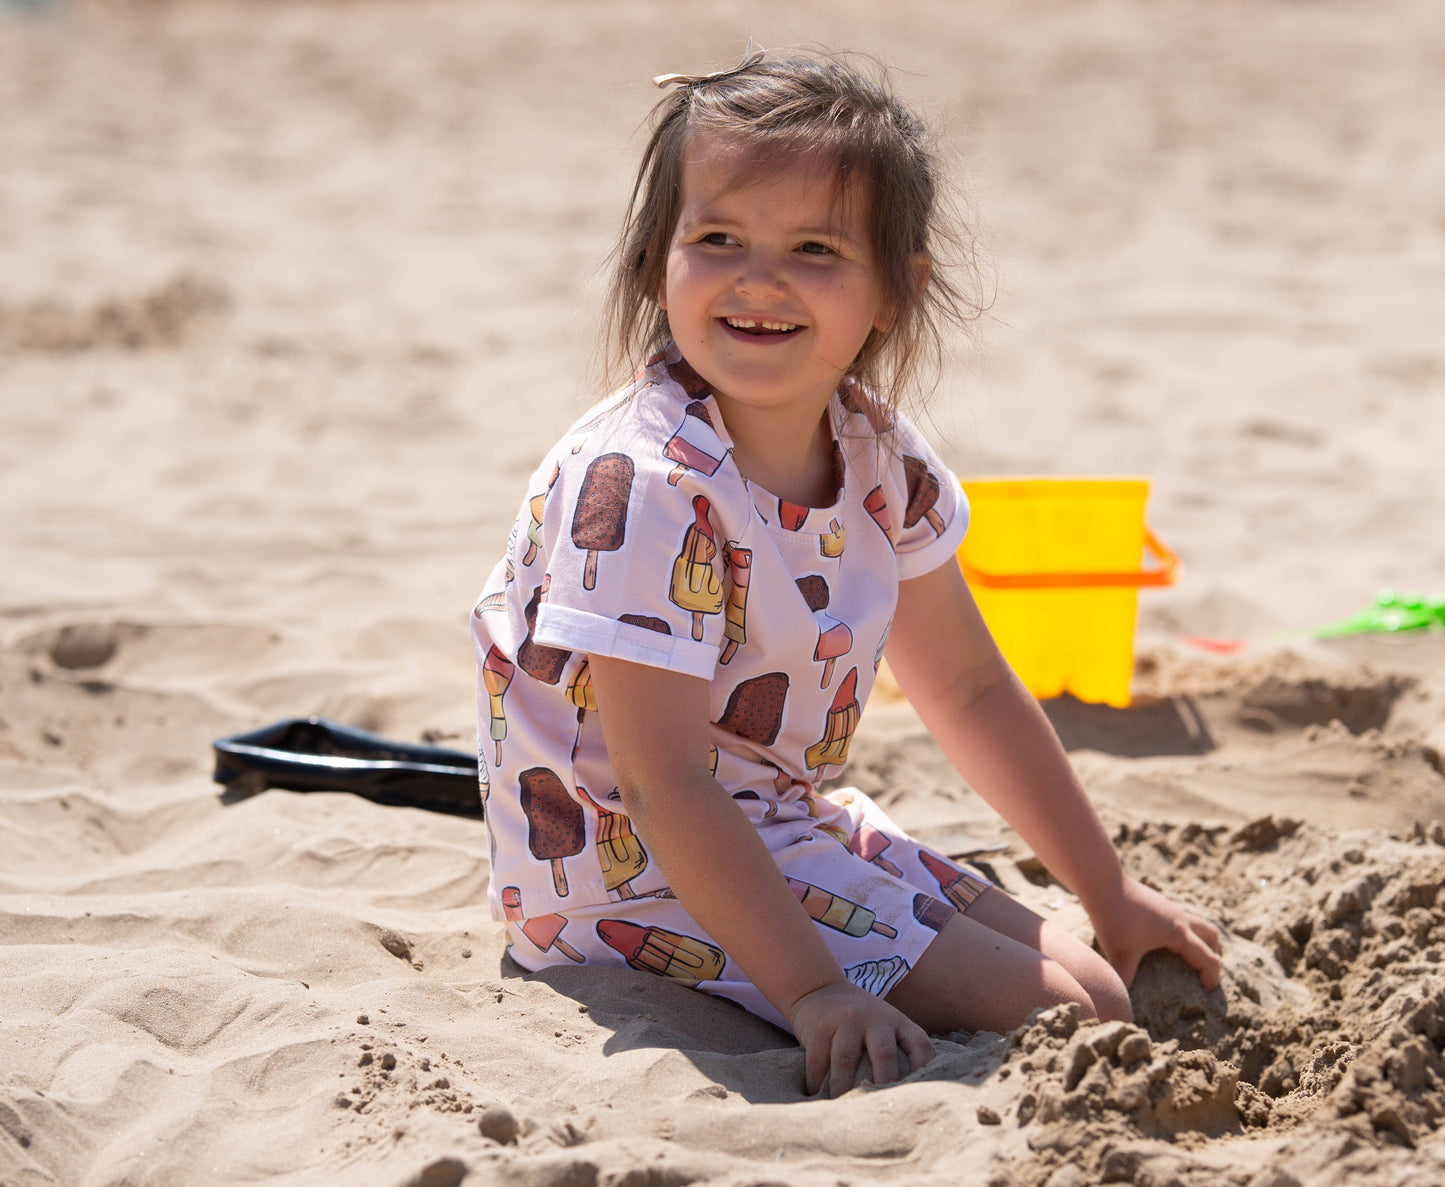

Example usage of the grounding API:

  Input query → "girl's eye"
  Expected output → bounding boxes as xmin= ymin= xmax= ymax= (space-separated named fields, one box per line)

xmin=798 ymin=241 xmax=835 ymax=256
xmin=700 ymin=232 xmax=736 ymax=247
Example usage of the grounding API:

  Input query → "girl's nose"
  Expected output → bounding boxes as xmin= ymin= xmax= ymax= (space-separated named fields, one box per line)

xmin=734 ymin=249 xmax=787 ymax=298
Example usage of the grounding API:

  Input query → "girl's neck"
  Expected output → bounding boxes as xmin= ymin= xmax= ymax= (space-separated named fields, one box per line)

xmin=720 ymin=400 xmax=838 ymax=508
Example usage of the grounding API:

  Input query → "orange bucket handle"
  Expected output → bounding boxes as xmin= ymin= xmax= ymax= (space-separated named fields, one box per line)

xmin=960 ymin=526 xmax=1181 ymax=591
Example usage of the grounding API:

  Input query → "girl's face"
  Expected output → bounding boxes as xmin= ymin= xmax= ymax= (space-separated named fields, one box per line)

xmin=659 ymin=137 xmax=889 ymax=424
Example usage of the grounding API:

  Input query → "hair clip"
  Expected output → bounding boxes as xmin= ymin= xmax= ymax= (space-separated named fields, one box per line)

xmin=653 ymin=42 xmax=765 ymax=90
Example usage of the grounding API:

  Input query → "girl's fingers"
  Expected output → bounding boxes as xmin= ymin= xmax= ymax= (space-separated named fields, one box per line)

xmin=799 ymin=995 xmax=935 ymax=1098
xmin=1190 ymin=914 xmax=1221 ymax=953
xmin=1177 ymin=919 xmax=1222 ymax=990
xmin=829 ymin=1029 xmax=862 ymax=1099
xmin=865 ymin=1025 xmax=900 ymax=1087
xmin=804 ymin=1037 xmax=830 ymax=1097
xmin=902 ymin=1026 xmax=935 ymax=1076
xmin=1108 ymin=912 xmax=1222 ymax=994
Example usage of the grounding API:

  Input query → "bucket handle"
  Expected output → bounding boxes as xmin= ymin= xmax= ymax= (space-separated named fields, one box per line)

xmin=960 ymin=526 xmax=1182 ymax=590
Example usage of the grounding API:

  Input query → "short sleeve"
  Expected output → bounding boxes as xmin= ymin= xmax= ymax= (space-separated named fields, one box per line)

xmin=526 ymin=393 xmax=748 ymax=681
xmin=885 ymin=415 xmax=970 ymax=581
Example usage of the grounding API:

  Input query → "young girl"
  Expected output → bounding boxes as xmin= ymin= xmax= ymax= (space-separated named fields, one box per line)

xmin=471 ymin=49 xmax=1219 ymax=1098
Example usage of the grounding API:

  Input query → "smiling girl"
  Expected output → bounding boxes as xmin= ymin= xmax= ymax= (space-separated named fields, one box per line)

xmin=471 ymin=49 xmax=1219 ymax=1098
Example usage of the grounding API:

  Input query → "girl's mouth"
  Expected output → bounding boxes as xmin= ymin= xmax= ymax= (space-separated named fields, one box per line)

xmin=722 ymin=317 xmax=800 ymax=336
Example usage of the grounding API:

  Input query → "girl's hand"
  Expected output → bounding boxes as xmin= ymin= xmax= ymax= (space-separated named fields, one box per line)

xmin=1092 ymin=876 xmax=1221 ymax=991
xmin=789 ymin=980 xmax=935 ymax=1098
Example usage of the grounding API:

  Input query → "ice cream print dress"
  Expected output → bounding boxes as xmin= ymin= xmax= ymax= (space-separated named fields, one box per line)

xmin=471 ymin=351 xmax=993 ymax=1030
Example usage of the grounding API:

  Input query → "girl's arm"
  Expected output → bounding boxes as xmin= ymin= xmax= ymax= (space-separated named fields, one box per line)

xmin=586 ymin=654 xmax=934 ymax=1096
xmin=885 ymin=560 xmax=1220 ymax=989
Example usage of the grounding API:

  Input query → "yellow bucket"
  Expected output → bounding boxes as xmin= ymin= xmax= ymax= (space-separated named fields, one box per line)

xmin=957 ymin=478 xmax=1180 ymax=708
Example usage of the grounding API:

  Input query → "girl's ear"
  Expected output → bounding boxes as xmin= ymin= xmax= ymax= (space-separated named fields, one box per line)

xmin=909 ymin=252 xmax=933 ymax=297
xmin=874 ymin=253 xmax=932 ymax=333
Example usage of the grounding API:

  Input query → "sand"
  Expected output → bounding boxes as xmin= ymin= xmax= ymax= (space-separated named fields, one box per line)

xmin=3 ymin=1 xmax=1445 ymax=1184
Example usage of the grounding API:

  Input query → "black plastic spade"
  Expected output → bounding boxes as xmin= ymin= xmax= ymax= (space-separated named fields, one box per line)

xmin=212 ymin=717 xmax=483 ymax=818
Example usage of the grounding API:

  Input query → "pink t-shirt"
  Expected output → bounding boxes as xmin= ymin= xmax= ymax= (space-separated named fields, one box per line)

xmin=471 ymin=350 xmax=968 ymax=923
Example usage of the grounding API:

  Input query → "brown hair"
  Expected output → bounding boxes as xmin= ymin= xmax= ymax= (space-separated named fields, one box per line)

xmin=603 ymin=49 xmax=985 ymax=420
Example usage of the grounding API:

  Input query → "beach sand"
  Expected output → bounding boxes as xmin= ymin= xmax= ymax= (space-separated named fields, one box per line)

xmin=3 ymin=2 xmax=1444 ymax=1183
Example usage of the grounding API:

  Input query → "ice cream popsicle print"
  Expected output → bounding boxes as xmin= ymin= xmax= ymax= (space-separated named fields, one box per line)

xmin=523 ymin=493 xmax=546 ymax=566
xmin=840 ymin=382 xmax=894 ymax=431
xmin=803 ymin=666 xmax=860 ymax=771
xmin=813 ymin=611 xmax=852 ymax=690
xmin=788 ymin=877 xmax=898 ymax=938
xmin=618 ymin=612 xmax=672 ymax=635
xmin=845 ymin=954 xmax=911 ymax=996
xmin=565 ymin=661 xmax=595 ymax=759
xmin=802 ymin=790 xmax=851 ymax=846
xmin=517 ymin=578 xmax=571 ymax=684
xmin=796 ymin=575 xmax=852 ymax=689
xmin=664 ymin=354 xmax=712 ymax=397
xmin=719 ymin=543 xmax=752 ymax=664
xmin=474 ymin=590 xmax=507 ymax=618
xmin=596 ymin=919 xmax=726 ymax=986
xmin=578 ymin=786 xmax=646 ymax=898
xmin=778 ymin=499 xmax=809 ymax=532
xmin=522 ymin=462 xmax=560 ymax=567
xmin=902 ymin=455 xmax=946 ymax=537
xmin=764 ymin=762 xmax=804 ymax=798
xmin=849 ymin=823 xmax=903 ymax=877
xmin=519 ymin=915 xmax=586 ymax=962
xmin=873 ymin=615 xmax=892 ymax=673
xmin=918 ymin=850 xmax=990 ymax=912
xmin=714 ymin=671 xmax=790 ymax=747
xmin=501 ymin=885 xmax=584 ymax=962
xmin=731 ymin=789 xmax=779 ymax=819
xmin=664 ymin=401 xmax=728 ymax=485
xmin=668 ymin=494 xmax=725 ymax=640
xmin=820 ymin=516 xmax=845 ymax=559
xmin=569 ymin=405 xmax=617 ymax=454
xmin=863 ymin=485 xmax=892 ymax=542
xmin=482 ymin=645 xmax=515 ymax=766
xmin=519 ymin=767 xmax=585 ymax=897
xmin=504 ymin=523 xmax=519 ymax=585
xmin=566 ymin=660 xmax=595 ymax=713
xmin=571 ymin=452 xmax=635 ymax=591
xmin=912 ymin=892 xmax=957 ymax=933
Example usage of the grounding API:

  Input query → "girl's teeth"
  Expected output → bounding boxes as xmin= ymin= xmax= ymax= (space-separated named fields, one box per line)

xmin=726 ymin=318 xmax=798 ymax=332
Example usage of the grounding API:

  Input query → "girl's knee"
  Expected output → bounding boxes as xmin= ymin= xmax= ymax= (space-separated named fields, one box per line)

xmin=1038 ymin=959 xmax=1097 ymax=1022
xmin=1075 ymin=954 xmax=1132 ymax=1024
xmin=1096 ymin=976 xmax=1133 ymax=1023
xmin=1043 ymin=951 xmax=1131 ymax=1025
xmin=1035 ymin=921 xmax=1133 ymax=1024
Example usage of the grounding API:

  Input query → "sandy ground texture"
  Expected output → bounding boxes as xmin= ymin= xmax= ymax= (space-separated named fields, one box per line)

xmin=4 ymin=1 xmax=1445 ymax=1184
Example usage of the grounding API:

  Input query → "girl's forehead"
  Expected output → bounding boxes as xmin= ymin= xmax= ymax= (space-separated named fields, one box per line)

xmin=678 ymin=136 xmax=866 ymax=220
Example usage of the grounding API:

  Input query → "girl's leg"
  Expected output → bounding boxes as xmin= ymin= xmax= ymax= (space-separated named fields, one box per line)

xmin=885 ymin=888 xmax=1131 ymax=1034
xmin=967 ymin=887 xmax=1132 ymax=1022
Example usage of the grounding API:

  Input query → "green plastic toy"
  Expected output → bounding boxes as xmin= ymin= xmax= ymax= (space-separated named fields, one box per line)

xmin=1314 ymin=589 xmax=1445 ymax=638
